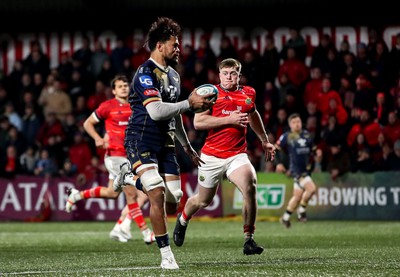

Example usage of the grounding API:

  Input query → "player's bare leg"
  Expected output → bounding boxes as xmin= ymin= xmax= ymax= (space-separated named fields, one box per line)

xmin=137 ymin=167 xmax=178 ymax=269
xmin=281 ymin=186 xmax=303 ymax=228
xmin=297 ymin=180 xmax=317 ymax=222
xmin=174 ymin=185 xmax=217 ymax=247
xmin=228 ymin=164 xmax=264 ymax=255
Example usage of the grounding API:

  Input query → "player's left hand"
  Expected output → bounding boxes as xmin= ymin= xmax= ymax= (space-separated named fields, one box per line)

xmin=183 ymin=144 xmax=205 ymax=166
xmin=262 ymin=142 xmax=276 ymax=161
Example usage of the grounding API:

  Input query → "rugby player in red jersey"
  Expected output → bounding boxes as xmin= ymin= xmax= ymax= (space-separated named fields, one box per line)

xmin=65 ymin=74 xmax=155 ymax=244
xmin=173 ymin=58 xmax=276 ymax=255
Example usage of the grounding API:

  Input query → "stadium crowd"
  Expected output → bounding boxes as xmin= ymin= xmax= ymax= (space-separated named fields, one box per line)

xmin=2 ymin=28 xmax=400 ymax=182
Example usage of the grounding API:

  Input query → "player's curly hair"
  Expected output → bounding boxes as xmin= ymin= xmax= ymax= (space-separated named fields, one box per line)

xmin=146 ymin=17 xmax=182 ymax=51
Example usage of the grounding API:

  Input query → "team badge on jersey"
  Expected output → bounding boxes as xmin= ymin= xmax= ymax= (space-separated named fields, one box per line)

xmin=245 ymin=98 xmax=252 ymax=105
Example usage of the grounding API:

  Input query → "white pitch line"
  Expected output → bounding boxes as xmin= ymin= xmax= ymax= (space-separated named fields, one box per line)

xmin=3 ymin=266 xmax=161 ymax=275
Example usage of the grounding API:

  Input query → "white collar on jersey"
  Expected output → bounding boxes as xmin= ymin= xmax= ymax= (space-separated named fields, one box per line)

xmin=149 ymin=58 xmax=169 ymax=71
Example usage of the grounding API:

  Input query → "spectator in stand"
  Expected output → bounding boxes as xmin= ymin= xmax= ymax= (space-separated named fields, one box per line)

xmin=20 ymin=145 xmax=38 ymax=175
xmin=73 ymin=95 xmax=91 ymax=124
xmin=237 ymin=35 xmax=258 ymax=62
xmin=320 ymin=97 xmax=348 ymax=127
xmin=261 ymin=81 xmax=279 ymax=114
xmin=372 ymin=92 xmax=390 ymax=126
xmin=57 ymin=51 xmax=73 ymax=83
xmin=261 ymin=35 xmax=280 ymax=84
xmin=280 ymin=27 xmax=307 ymax=62
xmin=382 ymin=111 xmax=400 ymax=145
xmin=90 ymin=40 xmax=110 ymax=78
xmin=62 ymin=113 xmax=80 ymax=147
xmin=18 ymin=73 xmax=35 ymax=102
xmin=5 ymin=125 xmax=27 ymax=156
xmin=324 ymin=142 xmax=351 ymax=180
xmin=381 ymin=139 xmax=400 ymax=171
xmin=353 ymin=73 xmax=376 ymax=114
xmin=33 ymin=148 xmax=58 ymax=177
xmin=58 ymin=158 xmax=78 ymax=178
xmin=341 ymin=52 xmax=359 ymax=85
xmin=131 ymin=38 xmax=149 ymax=71
xmin=347 ymin=109 xmax=382 ymax=148
xmin=338 ymin=76 xmax=355 ymax=110
xmin=81 ymin=155 xmax=107 ymax=182
xmin=0 ymin=145 xmax=22 ymax=178
xmin=217 ymin=36 xmax=238 ymax=62
xmin=389 ymin=77 xmax=400 ymax=99
xmin=301 ymin=101 xmax=322 ymax=135
xmin=32 ymin=72 xmax=45 ymax=96
xmin=320 ymin=47 xmax=344 ymax=90
xmin=303 ymin=67 xmax=323 ymax=106
xmin=110 ymin=37 xmax=133 ymax=74
xmin=277 ymin=72 xmax=297 ymax=108
xmin=320 ymin=115 xmax=347 ymax=148
xmin=354 ymin=43 xmax=371 ymax=75
xmin=269 ymin=108 xmax=289 ymax=147
xmin=194 ymin=35 xmax=217 ymax=71
xmin=86 ymin=80 xmax=107 ymax=111
xmin=18 ymin=90 xmax=41 ymax=119
xmin=36 ymin=112 xmax=66 ymax=148
xmin=277 ymin=47 xmax=309 ymax=94
xmin=0 ymin=116 xmax=11 ymax=152
xmin=38 ymin=77 xmax=72 ymax=122
xmin=4 ymin=60 xmax=24 ymax=100
xmin=366 ymin=29 xmax=388 ymax=62
xmin=349 ymin=132 xmax=375 ymax=173
xmin=3 ymin=101 xmax=22 ymax=131
xmin=389 ymin=33 xmax=400 ymax=85
xmin=120 ymin=58 xmax=135 ymax=80
xmin=192 ymin=59 xmax=209 ymax=88
xmin=0 ymin=85 xmax=10 ymax=115
xmin=369 ymin=41 xmax=391 ymax=91
xmin=68 ymin=69 xmax=93 ymax=104
xmin=316 ymin=77 xmax=343 ymax=115
xmin=73 ymin=36 xmax=93 ymax=71
xmin=97 ymin=59 xmax=117 ymax=86
xmin=22 ymin=40 xmax=50 ymax=79
xmin=68 ymin=131 xmax=93 ymax=174
xmin=310 ymin=34 xmax=334 ymax=70
xmin=372 ymin=132 xmax=391 ymax=170
xmin=241 ymin=49 xmax=264 ymax=96
xmin=393 ymin=95 xmax=400 ymax=117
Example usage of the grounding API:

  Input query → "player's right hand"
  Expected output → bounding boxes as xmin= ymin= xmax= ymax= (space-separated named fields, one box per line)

xmin=188 ymin=90 xmax=214 ymax=112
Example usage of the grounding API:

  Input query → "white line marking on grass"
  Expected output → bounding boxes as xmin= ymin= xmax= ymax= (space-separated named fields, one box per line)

xmin=5 ymin=266 xmax=161 ymax=275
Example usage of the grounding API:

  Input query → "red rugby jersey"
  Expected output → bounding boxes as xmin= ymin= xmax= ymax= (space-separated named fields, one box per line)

xmin=201 ymin=85 xmax=256 ymax=159
xmin=94 ymin=98 xmax=131 ymax=157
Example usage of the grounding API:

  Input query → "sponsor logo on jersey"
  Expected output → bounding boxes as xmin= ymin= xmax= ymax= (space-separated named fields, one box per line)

xmin=144 ymin=89 xmax=158 ymax=96
xmin=118 ymin=121 xmax=128 ymax=125
xmin=139 ymin=75 xmax=153 ymax=87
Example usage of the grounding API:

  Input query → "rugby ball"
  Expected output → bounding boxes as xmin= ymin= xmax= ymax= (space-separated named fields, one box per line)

xmin=191 ymin=84 xmax=218 ymax=113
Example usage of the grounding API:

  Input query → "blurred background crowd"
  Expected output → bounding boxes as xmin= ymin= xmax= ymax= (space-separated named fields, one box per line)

xmin=1 ymin=27 xmax=400 ymax=183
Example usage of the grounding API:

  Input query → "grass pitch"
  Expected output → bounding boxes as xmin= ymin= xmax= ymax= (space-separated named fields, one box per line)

xmin=0 ymin=219 xmax=399 ymax=276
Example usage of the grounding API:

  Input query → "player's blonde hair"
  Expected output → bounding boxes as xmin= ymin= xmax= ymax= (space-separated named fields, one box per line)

xmin=219 ymin=58 xmax=241 ymax=73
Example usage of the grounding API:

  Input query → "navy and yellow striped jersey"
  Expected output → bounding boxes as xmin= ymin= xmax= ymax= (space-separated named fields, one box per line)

xmin=125 ymin=59 xmax=181 ymax=151
xmin=277 ymin=129 xmax=314 ymax=178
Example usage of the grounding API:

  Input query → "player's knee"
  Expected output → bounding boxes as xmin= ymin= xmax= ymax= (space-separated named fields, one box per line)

xmin=165 ymin=179 xmax=183 ymax=203
xmin=140 ymin=169 xmax=164 ymax=192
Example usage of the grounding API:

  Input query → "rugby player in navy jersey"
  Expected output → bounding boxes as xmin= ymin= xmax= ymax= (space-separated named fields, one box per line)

xmin=113 ymin=17 xmax=213 ymax=270
xmin=275 ymin=113 xmax=318 ymax=228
